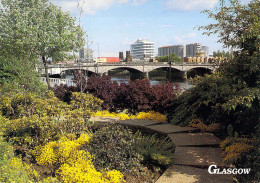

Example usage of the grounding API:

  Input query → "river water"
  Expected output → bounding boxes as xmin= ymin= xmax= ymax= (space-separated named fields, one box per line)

xmin=64 ymin=75 xmax=194 ymax=90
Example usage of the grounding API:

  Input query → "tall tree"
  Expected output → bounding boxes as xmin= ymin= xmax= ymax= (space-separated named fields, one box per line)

xmin=170 ymin=0 xmax=259 ymax=138
xmin=156 ymin=54 xmax=183 ymax=63
xmin=0 ymin=0 xmax=84 ymax=89
xmin=199 ymin=0 xmax=259 ymax=86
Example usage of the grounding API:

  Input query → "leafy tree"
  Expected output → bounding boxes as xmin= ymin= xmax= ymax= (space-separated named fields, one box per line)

xmin=170 ymin=1 xmax=259 ymax=181
xmin=171 ymin=0 xmax=259 ymax=137
xmin=0 ymin=0 xmax=84 ymax=89
xmin=156 ymin=54 xmax=183 ymax=63
xmin=213 ymin=50 xmax=232 ymax=60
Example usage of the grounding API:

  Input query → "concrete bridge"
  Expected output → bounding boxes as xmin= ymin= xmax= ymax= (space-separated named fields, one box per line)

xmin=39 ymin=62 xmax=219 ymax=78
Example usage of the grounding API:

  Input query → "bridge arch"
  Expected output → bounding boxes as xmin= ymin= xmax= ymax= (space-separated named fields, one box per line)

xmin=187 ymin=67 xmax=212 ymax=78
xmin=106 ymin=67 xmax=144 ymax=74
xmin=60 ymin=69 xmax=96 ymax=78
xmin=148 ymin=66 xmax=182 ymax=73
xmin=106 ymin=67 xmax=146 ymax=80
xmin=100 ymin=66 xmax=144 ymax=74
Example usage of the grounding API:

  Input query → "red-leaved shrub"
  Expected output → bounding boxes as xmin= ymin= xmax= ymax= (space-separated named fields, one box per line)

xmin=52 ymin=75 xmax=179 ymax=115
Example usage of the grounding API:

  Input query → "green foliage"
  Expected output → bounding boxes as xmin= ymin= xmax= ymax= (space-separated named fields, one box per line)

xmin=87 ymin=123 xmax=143 ymax=174
xmin=0 ymin=92 xmax=102 ymax=147
xmin=213 ymin=50 xmax=231 ymax=60
xmin=70 ymin=92 xmax=103 ymax=118
xmin=171 ymin=1 xmax=260 ymax=182
xmin=134 ymin=131 xmax=175 ymax=166
xmin=171 ymin=0 xmax=259 ymax=134
xmin=0 ymin=115 xmax=10 ymax=136
xmin=198 ymin=0 xmax=260 ymax=50
xmin=0 ymin=92 xmax=68 ymax=119
xmin=156 ymin=53 xmax=182 ymax=63
xmin=0 ymin=0 xmax=84 ymax=89
xmin=169 ymin=74 xmax=259 ymax=136
xmin=0 ymin=55 xmax=47 ymax=94
xmin=220 ymin=137 xmax=260 ymax=183
xmin=0 ymin=137 xmax=36 ymax=183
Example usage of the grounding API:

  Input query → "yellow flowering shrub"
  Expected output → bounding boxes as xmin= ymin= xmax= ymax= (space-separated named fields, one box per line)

xmin=57 ymin=161 xmax=124 ymax=183
xmin=36 ymin=134 xmax=125 ymax=183
xmin=70 ymin=92 xmax=103 ymax=118
xmin=189 ymin=119 xmax=221 ymax=133
xmin=36 ymin=141 xmax=59 ymax=166
xmin=40 ymin=177 xmax=59 ymax=183
xmin=0 ymin=137 xmax=38 ymax=183
xmin=0 ymin=92 xmax=68 ymax=119
xmin=104 ymin=170 xmax=125 ymax=183
xmin=221 ymin=138 xmax=254 ymax=163
xmin=36 ymin=134 xmax=90 ymax=166
xmin=94 ymin=110 xmax=135 ymax=120
xmin=135 ymin=111 xmax=167 ymax=122
xmin=93 ymin=110 xmax=167 ymax=122
xmin=0 ymin=115 xmax=10 ymax=136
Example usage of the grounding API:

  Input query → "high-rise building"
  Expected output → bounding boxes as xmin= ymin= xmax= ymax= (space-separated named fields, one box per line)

xmin=201 ymin=46 xmax=209 ymax=57
xmin=119 ymin=52 xmax=124 ymax=62
xmin=125 ymin=51 xmax=132 ymax=62
xmin=130 ymin=39 xmax=154 ymax=60
xmin=158 ymin=45 xmax=184 ymax=57
xmin=79 ymin=48 xmax=93 ymax=62
xmin=186 ymin=43 xmax=201 ymax=57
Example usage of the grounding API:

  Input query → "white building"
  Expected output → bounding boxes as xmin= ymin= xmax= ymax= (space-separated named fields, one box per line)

xmin=186 ymin=43 xmax=201 ymax=57
xmin=130 ymin=39 xmax=154 ymax=60
xmin=158 ymin=45 xmax=185 ymax=57
xmin=79 ymin=48 xmax=94 ymax=62
xmin=201 ymin=46 xmax=209 ymax=57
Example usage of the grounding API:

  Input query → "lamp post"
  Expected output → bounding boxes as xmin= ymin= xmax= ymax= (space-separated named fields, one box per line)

xmin=168 ymin=61 xmax=172 ymax=82
xmin=96 ymin=43 xmax=100 ymax=61
xmin=168 ymin=47 xmax=172 ymax=82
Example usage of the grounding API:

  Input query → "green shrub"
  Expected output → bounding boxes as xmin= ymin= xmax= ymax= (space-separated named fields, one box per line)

xmin=0 ymin=115 xmax=10 ymax=136
xmin=0 ymin=92 xmax=103 ymax=148
xmin=0 ymin=137 xmax=37 ymax=183
xmin=69 ymin=92 xmax=103 ymax=118
xmin=168 ymin=74 xmax=259 ymax=137
xmin=220 ymin=136 xmax=260 ymax=183
xmin=0 ymin=92 xmax=68 ymax=119
xmin=133 ymin=131 xmax=175 ymax=166
xmin=87 ymin=123 xmax=143 ymax=174
xmin=5 ymin=115 xmax=62 ymax=147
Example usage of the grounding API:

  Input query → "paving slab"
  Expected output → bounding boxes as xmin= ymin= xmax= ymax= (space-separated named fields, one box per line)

xmin=156 ymin=165 xmax=233 ymax=183
xmin=168 ymin=133 xmax=220 ymax=146
xmin=117 ymin=119 xmax=162 ymax=127
xmin=147 ymin=124 xmax=199 ymax=134
xmin=173 ymin=147 xmax=224 ymax=167
xmin=89 ymin=116 xmax=120 ymax=122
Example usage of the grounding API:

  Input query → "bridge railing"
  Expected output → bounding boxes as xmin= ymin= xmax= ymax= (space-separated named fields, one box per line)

xmin=40 ymin=77 xmax=75 ymax=87
xmin=45 ymin=62 xmax=219 ymax=68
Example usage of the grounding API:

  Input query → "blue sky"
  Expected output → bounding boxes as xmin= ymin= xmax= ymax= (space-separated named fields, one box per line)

xmin=51 ymin=0 xmax=249 ymax=57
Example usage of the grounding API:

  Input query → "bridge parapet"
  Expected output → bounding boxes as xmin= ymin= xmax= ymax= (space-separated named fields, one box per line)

xmin=38 ymin=62 xmax=219 ymax=76
xmin=40 ymin=77 xmax=75 ymax=87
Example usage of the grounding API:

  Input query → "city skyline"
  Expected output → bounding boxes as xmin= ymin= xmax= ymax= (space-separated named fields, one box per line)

xmin=51 ymin=0 xmax=250 ymax=57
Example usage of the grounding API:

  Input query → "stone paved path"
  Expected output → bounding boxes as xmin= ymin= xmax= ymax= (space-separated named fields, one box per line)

xmin=90 ymin=117 xmax=233 ymax=183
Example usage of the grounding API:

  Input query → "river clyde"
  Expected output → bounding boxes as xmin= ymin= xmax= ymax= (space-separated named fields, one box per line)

xmin=64 ymin=74 xmax=194 ymax=90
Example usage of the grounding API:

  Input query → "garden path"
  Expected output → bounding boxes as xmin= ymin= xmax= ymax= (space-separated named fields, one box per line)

xmin=89 ymin=117 xmax=233 ymax=183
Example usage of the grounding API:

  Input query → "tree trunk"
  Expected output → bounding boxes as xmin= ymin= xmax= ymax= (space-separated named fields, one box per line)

xmin=42 ymin=56 xmax=50 ymax=89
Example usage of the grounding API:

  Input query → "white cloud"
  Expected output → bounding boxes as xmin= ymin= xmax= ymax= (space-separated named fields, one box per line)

xmin=165 ymin=0 xmax=218 ymax=11
xmin=51 ymin=0 xmax=147 ymax=15
xmin=173 ymin=33 xmax=197 ymax=44
xmin=133 ymin=0 xmax=147 ymax=5
xmin=54 ymin=0 xmax=120 ymax=15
